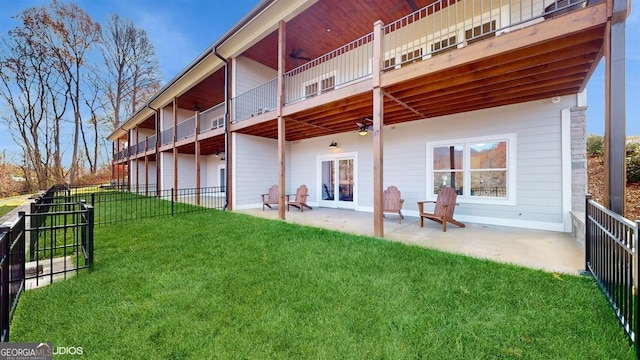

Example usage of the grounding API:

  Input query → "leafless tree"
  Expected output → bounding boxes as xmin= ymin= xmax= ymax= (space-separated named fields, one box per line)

xmin=0 ymin=23 xmax=68 ymax=189
xmin=100 ymin=14 xmax=162 ymax=130
xmin=1 ymin=1 xmax=101 ymax=184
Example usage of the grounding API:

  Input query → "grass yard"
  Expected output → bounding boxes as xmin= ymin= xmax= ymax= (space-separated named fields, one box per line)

xmin=0 ymin=205 xmax=14 ymax=218
xmin=11 ymin=210 xmax=635 ymax=359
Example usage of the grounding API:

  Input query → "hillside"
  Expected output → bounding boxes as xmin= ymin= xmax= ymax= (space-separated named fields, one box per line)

xmin=587 ymin=156 xmax=640 ymax=220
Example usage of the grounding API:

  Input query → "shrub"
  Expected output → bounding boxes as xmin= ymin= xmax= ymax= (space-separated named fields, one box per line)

xmin=627 ymin=142 xmax=640 ymax=183
xmin=587 ymin=135 xmax=604 ymax=157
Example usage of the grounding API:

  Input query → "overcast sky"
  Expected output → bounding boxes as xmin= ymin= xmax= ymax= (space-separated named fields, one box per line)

xmin=0 ymin=0 xmax=638 ymax=162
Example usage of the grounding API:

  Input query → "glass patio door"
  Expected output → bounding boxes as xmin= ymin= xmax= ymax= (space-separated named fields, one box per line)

xmin=319 ymin=157 xmax=355 ymax=209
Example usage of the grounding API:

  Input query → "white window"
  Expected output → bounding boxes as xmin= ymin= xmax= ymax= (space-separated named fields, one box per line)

xmin=427 ymin=134 xmax=516 ymax=205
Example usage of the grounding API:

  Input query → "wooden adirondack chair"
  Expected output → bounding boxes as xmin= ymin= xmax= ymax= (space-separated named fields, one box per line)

xmin=287 ymin=185 xmax=312 ymax=212
xmin=383 ymin=186 xmax=405 ymax=223
xmin=417 ymin=187 xmax=465 ymax=232
xmin=261 ymin=184 xmax=279 ymax=210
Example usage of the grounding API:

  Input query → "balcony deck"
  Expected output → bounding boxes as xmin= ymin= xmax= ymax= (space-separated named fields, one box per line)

xmin=230 ymin=2 xmax=605 ymax=142
xmin=112 ymin=0 xmax=607 ymax=161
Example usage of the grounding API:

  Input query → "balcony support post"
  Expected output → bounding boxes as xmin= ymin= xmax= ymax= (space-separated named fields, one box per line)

xmin=195 ymin=111 xmax=201 ymax=205
xmin=145 ymin=137 xmax=149 ymax=196
xmin=111 ymin=141 xmax=116 ymax=185
xmin=277 ymin=20 xmax=287 ymax=220
xmin=127 ymin=130 xmax=131 ymax=191
xmin=173 ymin=97 xmax=178 ymax=201
xmin=135 ymin=129 xmax=139 ymax=193
xmin=373 ymin=20 xmax=384 ymax=237
xmin=603 ymin=0 xmax=630 ymax=215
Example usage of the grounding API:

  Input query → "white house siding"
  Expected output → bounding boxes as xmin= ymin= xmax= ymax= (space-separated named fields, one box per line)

xmin=232 ymin=133 xmax=287 ymax=209
xmin=176 ymin=153 xmax=197 ymax=189
xmin=129 ymin=128 xmax=154 ymax=144
xmin=284 ymin=97 xmax=579 ymax=231
xmin=160 ymin=152 xmax=173 ymax=191
xmin=201 ymin=155 xmax=225 ymax=188
xmin=129 ymin=160 xmax=157 ymax=190
xmin=233 ymin=56 xmax=277 ymax=97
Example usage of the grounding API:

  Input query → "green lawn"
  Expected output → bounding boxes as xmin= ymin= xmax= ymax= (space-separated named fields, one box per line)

xmin=11 ymin=210 xmax=635 ymax=359
xmin=0 ymin=205 xmax=14 ymax=218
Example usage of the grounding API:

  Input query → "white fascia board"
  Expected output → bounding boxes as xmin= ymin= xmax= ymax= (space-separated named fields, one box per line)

xmin=216 ymin=0 xmax=318 ymax=58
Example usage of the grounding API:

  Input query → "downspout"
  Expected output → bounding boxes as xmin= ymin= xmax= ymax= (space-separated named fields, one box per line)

xmin=147 ymin=104 xmax=159 ymax=196
xmin=214 ymin=48 xmax=230 ymax=211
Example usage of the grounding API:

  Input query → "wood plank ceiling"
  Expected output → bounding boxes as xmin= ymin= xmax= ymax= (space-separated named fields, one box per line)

xmin=173 ymin=0 xmax=604 ymax=147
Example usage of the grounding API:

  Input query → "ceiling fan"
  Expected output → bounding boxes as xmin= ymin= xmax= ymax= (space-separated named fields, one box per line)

xmin=356 ymin=117 xmax=372 ymax=136
xmin=289 ymin=48 xmax=311 ymax=67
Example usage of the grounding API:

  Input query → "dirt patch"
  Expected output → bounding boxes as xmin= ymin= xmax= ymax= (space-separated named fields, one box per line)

xmin=587 ymin=156 xmax=640 ymax=221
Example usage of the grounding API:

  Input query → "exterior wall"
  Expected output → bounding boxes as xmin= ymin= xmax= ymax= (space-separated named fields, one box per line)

xmin=176 ymin=153 xmax=197 ymax=189
xmin=232 ymin=133 xmax=290 ymax=209
xmin=201 ymin=155 xmax=225 ymax=188
xmin=129 ymin=160 xmax=157 ymax=189
xmin=160 ymin=152 xmax=173 ymax=190
xmin=571 ymin=106 xmax=587 ymax=213
xmin=284 ymin=97 xmax=579 ymax=231
xmin=233 ymin=56 xmax=277 ymax=97
xmin=161 ymin=106 xmax=173 ymax=130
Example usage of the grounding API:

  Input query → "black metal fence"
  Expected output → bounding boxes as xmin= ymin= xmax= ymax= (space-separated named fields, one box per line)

xmin=585 ymin=195 xmax=640 ymax=358
xmin=0 ymin=186 xmax=94 ymax=342
xmin=50 ymin=185 xmax=226 ymax=226
xmin=0 ymin=214 xmax=25 ymax=342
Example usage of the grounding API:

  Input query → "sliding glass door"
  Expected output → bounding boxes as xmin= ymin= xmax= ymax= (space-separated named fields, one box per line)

xmin=318 ymin=155 xmax=356 ymax=209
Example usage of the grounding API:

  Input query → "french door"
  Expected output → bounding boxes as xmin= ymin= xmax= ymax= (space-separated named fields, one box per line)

xmin=318 ymin=154 xmax=356 ymax=209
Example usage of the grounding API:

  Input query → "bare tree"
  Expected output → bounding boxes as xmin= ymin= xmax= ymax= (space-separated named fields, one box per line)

xmin=0 ymin=24 xmax=68 ymax=189
xmin=100 ymin=14 xmax=162 ymax=130
xmin=1 ymin=2 xmax=163 ymax=186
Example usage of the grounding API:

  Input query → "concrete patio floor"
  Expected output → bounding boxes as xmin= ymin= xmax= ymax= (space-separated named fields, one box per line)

xmin=239 ymin=207 xmax=585 ymax=275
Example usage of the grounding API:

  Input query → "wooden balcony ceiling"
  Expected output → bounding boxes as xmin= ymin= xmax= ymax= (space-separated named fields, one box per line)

xmin=172 ymin=136 xmax=225 ymax=156
xmin=237 ymin=4 xmax=606 ymax=142
xmin=243 ymin=0 xmax=435 ymax=71
xmin=139 ymin=115 xmax=156 ymax=129
xmin=175 ymin=68 xmax=226 ymax=111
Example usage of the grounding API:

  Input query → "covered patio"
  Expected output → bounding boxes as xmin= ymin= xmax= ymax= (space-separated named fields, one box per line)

xmin=240 ymin=207 xmax=584 ymax=275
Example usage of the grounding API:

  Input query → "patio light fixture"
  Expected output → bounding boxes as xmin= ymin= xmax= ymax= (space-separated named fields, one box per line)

xmin=329 ymin=141 xmax=338 ymax=149
xmin=357 ymin=117 xmax=372 ymax=136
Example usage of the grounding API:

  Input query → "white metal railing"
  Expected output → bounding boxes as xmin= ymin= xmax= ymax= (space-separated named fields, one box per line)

xmin=176 ymin=116 xmax=195 ymax=140
xmin=200 ymin=102 xmax=225 ymax=134
xmin=160 ymin=128 xmax=173 ymax=146
xmin=284 ymin=32 xmax=374 ymax=104
xmin=382 ymin=0 xmax=586 ymax=70
xmin=231 ymin=78 xmax=277 ymax=123
xmin=147 ymin=134 xmax=156 ymax=150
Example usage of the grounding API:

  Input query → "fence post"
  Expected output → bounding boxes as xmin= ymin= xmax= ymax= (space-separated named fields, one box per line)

xmin=585 ymin=195 xmax=592 ymax=271
xmin=0 ymin=225 xmax=10 ymax=342
xmin=28 ymin=202 xmax=37 ymax=262
xmin=171 ymin=188 xmax=174 ymax=217
xmin=636 ymin=220 xmax=640 ymax=360
xmin=86 ymin=205 xmax=94 ymax=271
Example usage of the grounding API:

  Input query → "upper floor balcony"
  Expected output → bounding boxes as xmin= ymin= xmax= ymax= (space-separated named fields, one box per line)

xmin=112 ymin=0 xmax=606 ymax=162
xmin=230 ymin=0 xmax=605 ymax=140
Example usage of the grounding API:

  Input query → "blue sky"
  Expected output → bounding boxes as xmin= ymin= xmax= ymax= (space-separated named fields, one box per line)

xmin=0 ymin=0 xmax=638 ymax=162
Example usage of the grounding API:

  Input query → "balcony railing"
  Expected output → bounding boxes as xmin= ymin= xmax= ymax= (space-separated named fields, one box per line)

xmin=147 ymin=134 xmax=156 ymax=151
xmin=160 ymin=128 xmax=173 ymax=146
xmin=232 ymin=78 xmax=278 ymax=123
xmin=176 ymin=116 xmax=196 ymax=141
xmin=382 ymin=0 xmax=586 ymax=70
xmin=200 ymin=102 xmax=225 ymax=134
xmin=113 ymin=0 xmax=588 ymax=161
xmin=284 ymin=32 xmax=374 ymax=105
